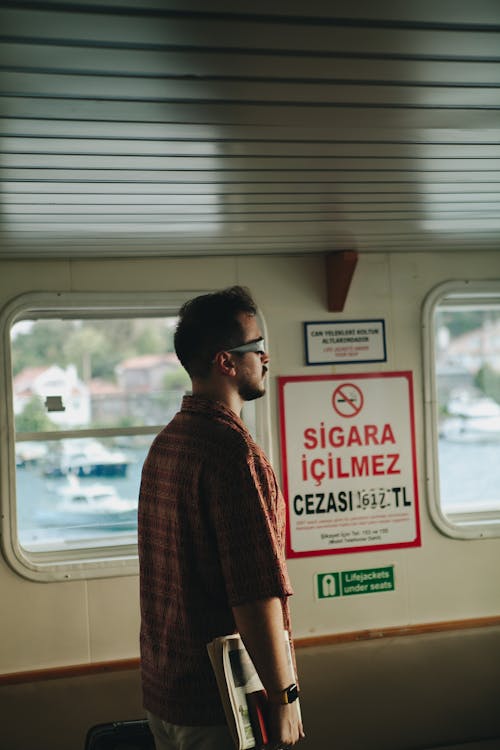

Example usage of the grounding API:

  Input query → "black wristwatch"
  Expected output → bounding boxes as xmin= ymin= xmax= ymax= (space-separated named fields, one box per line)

xmin=268 ymin=683 xmax=299 ymax=705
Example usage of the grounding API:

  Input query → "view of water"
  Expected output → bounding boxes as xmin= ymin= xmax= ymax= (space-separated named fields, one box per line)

xmin=438 ymin=437 xmax=500 ymax=513
xmin=15 ymin=433 xmax=500 ymax=552
xmin=16 ymin=441 xmax=151 ymax=550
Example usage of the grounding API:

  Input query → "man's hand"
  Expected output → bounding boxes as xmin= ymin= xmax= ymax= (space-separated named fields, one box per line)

xmin=266 ymin=702 xmax=304 ymax=748
xmin=232 ymin=598 xmax=305 ymax=748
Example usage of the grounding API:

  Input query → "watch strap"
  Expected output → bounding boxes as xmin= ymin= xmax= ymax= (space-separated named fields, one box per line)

xmin=268 ymin=683 xmax=299 ymax=705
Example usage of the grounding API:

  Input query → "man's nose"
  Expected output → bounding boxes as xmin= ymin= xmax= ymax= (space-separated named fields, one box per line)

xmin=261 ymin=350 xmax=270 ymax=365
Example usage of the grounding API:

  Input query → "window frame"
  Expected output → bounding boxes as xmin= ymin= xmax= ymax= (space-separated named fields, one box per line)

xmin=422 ymin=279 xmax=500 ymax=540
xmin=0 ymin=290 xmax=270 ymax=581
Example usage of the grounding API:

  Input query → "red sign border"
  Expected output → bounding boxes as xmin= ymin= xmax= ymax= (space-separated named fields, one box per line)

xmin=277 ymin=371 xmax=421 ymax=558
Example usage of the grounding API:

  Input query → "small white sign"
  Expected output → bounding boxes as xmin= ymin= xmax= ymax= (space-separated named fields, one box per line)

xmin=304 ymin=319 xmax=386 ymax=365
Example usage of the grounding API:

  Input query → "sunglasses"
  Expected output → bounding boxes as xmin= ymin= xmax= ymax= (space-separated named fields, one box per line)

xmin=226 ymin=338 xmax=266 ymax=355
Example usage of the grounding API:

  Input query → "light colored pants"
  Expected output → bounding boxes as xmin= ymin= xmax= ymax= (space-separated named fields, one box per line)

xmin=147 ymin=711 xmax=234 ymax=750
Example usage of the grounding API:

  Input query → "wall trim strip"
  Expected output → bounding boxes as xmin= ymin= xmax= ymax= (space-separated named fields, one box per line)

xmin=2 ymin=615 xmax=499 ymax=686
xmin=294 ymin=614 xmax=500 ymax=648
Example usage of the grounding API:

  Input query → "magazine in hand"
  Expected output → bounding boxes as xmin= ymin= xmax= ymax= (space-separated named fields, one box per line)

xmin=207 ymin=630 xmax=300 ymax=750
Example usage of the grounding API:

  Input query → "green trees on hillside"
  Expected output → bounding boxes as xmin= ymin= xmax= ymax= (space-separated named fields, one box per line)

xmin=12 ymin=317 xmax=176 ymax=380
xmin=15 ymin=396 xmax=56 ymax=432
xmin=475 ymin=364 xmax=500 ymax=405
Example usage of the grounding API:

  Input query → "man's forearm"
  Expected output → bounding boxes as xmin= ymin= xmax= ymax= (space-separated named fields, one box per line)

xmin=232 ymin=597 xmax=304 ymax=747
xmin=232 ymin=596 xmax=292 ymax=695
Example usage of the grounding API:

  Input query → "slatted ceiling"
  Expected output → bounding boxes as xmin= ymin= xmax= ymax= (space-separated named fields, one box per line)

xmin=2 ymin=67 xmax=500 ymax=101
xmin=2 ymin=229 xmax=500 ymax=256
xmin=5 ymin=182 xmax=500 ymax=197
xmin=7 ymin=139 xmax=500 ymax=159
xmin=4 ymin=48 xmax=500 ymax=87
xmin=1 ymin=5 xmax=500 ymax=259
xmin=3 ymin=7 xmax=500 ymax=56
xmin=8 ymin=156 xmax=500 ymax=171
xmin=9 ymin=75 xmax=500 ymax=109
xmin=3 ymin=71 xmax=500 ymax=100
xmin=5 ymin=196 xmax=500 ymax=207
xmin=7 ymin=199 xmax=500 ymax=213
xmin=2 ymin=106 xmax=499 ymax=135
xmin=5 ymin=170 xmax=500 ymax=184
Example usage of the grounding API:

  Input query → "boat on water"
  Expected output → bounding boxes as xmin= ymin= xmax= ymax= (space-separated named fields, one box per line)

xmin=43 ymin=439 xmax=130 ymax=478
xmin=440 ymin=395 xmax=500 ymax=442
xmin=37 ymin=476 xmax=137 ymax=530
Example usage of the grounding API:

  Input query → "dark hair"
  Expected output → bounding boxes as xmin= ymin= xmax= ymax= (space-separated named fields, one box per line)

xmin=174 ymin=286 xmax=258 ymax=378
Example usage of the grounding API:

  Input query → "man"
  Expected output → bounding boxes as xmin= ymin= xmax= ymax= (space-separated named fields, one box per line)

xmin=138 ymin=286 xmax=304 ymax=750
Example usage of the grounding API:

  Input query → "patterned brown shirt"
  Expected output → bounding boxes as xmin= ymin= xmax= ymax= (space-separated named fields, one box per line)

xmin=138 ymin=395 xmax=293 ymax=725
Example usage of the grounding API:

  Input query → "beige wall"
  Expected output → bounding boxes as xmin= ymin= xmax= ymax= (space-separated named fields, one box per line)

xmin=1 ymin=251 xmax=499 ymax=674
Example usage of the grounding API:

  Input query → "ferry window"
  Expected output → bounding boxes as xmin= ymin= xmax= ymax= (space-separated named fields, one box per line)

xmin=423 ymin=282 xmax=500 ymax=538
xmin=0 ymin=292 xmax=266 ymax=581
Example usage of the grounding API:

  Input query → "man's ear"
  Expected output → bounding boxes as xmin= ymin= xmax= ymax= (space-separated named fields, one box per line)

xmin=212 ymin=350 xmax=237 ymax=376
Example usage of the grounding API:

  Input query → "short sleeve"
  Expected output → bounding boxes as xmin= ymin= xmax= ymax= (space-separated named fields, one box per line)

xmin=208 ymin=439 xmax=293 ymax=607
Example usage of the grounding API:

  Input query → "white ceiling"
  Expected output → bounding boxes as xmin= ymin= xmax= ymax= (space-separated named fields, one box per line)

xmin=1 ymin=1 xmax=500 ymax=259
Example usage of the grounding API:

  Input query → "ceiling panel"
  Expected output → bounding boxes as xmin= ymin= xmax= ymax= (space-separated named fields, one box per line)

xmin=1 ymin=1 xmax=500 ymax=259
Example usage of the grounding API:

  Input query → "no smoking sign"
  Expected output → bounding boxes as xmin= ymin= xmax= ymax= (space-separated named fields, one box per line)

xmin=278 ymin=372 xmax=421 ymax=557
xmin=332 ymin=383 xmax=364 ymax=417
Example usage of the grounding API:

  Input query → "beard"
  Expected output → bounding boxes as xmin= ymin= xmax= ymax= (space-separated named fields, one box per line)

xmin=238 ymin=366 xmax=267 ymax=401
xmin=238 ymin=381 xmax=266 ymax=401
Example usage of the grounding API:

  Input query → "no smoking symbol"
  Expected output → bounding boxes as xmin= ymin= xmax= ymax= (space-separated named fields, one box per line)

xmin=332 ymin=383 xmax=364 ymax=417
